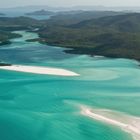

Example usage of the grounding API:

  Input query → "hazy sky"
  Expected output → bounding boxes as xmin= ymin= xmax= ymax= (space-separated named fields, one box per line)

xmin=1 ymin=0 xmax=140 ymax=8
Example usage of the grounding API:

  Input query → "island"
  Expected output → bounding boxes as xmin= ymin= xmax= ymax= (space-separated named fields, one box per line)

xmin=37 ymin=12 xmax=140 ymax=61
xmin=25 ymin=9 xmax=55 ymax=16
xmin=0 ymin=12 xmax=140 ymax=61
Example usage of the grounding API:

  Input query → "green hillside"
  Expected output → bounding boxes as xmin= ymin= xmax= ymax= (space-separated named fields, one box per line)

xmin=0 ymin=12 xmax=140 ymax=60
xmin=38 ymin=13 xmax=140 ymax=60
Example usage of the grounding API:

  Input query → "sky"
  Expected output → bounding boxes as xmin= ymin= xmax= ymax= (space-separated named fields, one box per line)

xmin=0 ymin=0 xmax=140 ymax=8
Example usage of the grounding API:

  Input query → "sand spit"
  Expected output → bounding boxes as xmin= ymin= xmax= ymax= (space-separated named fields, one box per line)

xmin=81 ymin=106 xmax=140 ymax=140
xmin=0 ymin=65 xmax=79 ymax=76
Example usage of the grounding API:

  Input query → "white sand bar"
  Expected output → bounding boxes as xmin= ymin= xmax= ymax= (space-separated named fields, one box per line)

xmin=0 ymin=65 xmax=79 ymax=76
xmin=81 ymin=106 xmax=140 ymax=140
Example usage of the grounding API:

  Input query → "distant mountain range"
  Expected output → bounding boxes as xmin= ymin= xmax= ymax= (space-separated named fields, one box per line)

xmin=1 ymin=5 xmax=140 ymax=12
xmin=25 ymin=9 xmax=55 ymax=16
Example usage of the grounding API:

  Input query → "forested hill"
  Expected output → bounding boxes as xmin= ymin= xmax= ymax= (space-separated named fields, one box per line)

xmin=0 ymin=17 xmax=41 ymax=29
xmin=45 ymin=11 xmax=124 ymax=26
xmin=37 ymin=13 xmax=140 ymax=61
xmin=69 ymin=13 xmax=140 ymax=32
xmin=0 ymin=12 xmax=140 ymax=61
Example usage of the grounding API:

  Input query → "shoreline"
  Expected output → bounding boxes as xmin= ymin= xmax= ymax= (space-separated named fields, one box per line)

xmin=81 ymin=106 xmax=140 ymax=140
xmin=36 ymin=40 xmax=140 ymax=62
xmin=0 ymin=65 xmax=79 ymax=76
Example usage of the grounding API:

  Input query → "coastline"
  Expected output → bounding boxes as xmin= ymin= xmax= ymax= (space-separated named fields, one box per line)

xmin=81 ymin=105 xmax=140 ymax=140
xmin=36 ymin=40 xmax=140 ymax=62
xmin=0 ymin=65 xmax=79 ymax=76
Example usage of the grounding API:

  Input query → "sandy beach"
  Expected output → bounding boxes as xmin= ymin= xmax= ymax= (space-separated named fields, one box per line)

xmin=0 ymin=65 xmax=79 ymax=76
xmin=81 ymin=106 xmax=140 ymax=140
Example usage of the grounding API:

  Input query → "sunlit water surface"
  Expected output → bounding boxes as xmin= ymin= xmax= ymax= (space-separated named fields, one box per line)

xmin=0 ymin=31 xmax=140 ymax=140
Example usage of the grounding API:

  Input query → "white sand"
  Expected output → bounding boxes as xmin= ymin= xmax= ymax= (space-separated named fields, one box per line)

xmin=81 ymin=106 xmax=140 ymax=140
xmin=0 ymin=65 xmax=79 ymax=76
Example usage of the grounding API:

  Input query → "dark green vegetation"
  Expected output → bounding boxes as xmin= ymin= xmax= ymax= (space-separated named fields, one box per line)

xmin=37 ymin=13 xmax=140 ymax=61
xmin=0 ymin=62 xmax=11 ymax=66
xmin=45 ymin=11 xmax=124 ymax=26
xmin=0 ymin=16 xmax=42 ymax=31
xmin=0 ymin=11 xmax=140 ymax=61
xmin=0 ymin=31 xmax=22 ymax=45
xmin=0 ymin=16 xmax=42 ymax=45
xmin=25 ymin=9 xmax=55 ymax=16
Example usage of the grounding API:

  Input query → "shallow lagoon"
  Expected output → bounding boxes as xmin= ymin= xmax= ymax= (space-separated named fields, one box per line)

xmin=0 ymin=31 xmax=140 ymax=140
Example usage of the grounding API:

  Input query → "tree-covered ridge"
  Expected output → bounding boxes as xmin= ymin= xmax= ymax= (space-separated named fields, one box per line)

xmin=0 ymin=12 xmax=140 ymax=60
xmin=0 ymin=16 xmax=42 ymax=31
xmin=46 ymin=11 xmax=124 ymax=26
xmin=37 ymin=13 xmax=140 ymax=61
xmin=25 ymin=9 xmax=55 ymax=16
xmin=69 ymin=13 xmax=140 ymax=32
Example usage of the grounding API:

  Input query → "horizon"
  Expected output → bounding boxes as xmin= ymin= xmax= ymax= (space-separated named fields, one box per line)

xmin=1 ymin=0 xmax=140 ymax=9
xmin=1 ymin=4 xmax=140 ymax=11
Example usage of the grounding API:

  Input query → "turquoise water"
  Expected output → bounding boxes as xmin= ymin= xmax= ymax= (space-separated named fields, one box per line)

xmin=0 ymin=31 xmax=140 ymax=140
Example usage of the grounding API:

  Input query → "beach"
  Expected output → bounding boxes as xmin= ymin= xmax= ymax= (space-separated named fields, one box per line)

xmin=81 ymin=106 xmax=140 ymax=140
xmin=0 ymin=65 xmax=79 ymax=76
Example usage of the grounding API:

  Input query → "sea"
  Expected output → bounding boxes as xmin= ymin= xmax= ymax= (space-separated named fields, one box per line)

xmin=0 ymin=14 xmax=140 ymax=140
